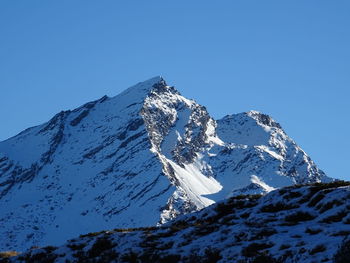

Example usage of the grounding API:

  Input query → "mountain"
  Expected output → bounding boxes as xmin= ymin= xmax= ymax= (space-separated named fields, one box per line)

xmin=0 ymin=77 xmax=331 ymax=251
xmin=4 ymin=181 xmax=350 ymax=263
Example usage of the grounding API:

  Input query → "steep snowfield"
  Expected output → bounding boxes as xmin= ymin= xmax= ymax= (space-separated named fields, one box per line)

xmin=6 ymin=182 xmax=350 ymax=263
xmin=0 ymin=77 xmax=331 ymax=251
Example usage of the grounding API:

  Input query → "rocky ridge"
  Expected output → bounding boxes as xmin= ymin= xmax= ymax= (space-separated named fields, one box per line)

xmin=0 ymin=77 xmax=331 ymax=251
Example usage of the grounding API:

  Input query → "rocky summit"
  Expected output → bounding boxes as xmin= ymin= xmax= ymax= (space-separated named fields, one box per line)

xmin=0 ymin=77 xmax=331 ymax=251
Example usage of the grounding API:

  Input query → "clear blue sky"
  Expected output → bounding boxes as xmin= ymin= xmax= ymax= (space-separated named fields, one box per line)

xmin=0 ymin=1 xmax=349 ymax=180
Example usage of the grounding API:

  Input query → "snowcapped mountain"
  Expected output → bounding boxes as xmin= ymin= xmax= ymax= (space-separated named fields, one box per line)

xmin=5 ymin=181 xmax=350 ymax=263
xmin=0 ymin=77 xmax=331 ymax=251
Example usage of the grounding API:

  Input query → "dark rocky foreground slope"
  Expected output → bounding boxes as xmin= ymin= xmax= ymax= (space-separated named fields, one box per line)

xmin=0 ymin=77 xmax=331 ymax=251
xmin=2 ymin=181 xmax=349 ymax=263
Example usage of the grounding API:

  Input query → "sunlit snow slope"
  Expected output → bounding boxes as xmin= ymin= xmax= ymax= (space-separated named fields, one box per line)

xmin=0 ymin=77 xmax=331 ymax=251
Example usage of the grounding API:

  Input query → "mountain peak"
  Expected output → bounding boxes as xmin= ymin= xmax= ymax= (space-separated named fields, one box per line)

xmin=246 ymin=110 xmax=282 ymax=129
xmin=109 ymin=76 xmax=173 ymax=109
xmin=137 ymin=75 xmax=167 ymax=89
xmin=117 ymin=76 xmax=167 ymax=96
xmin=0 ymin=77 xmax=332 ymax=251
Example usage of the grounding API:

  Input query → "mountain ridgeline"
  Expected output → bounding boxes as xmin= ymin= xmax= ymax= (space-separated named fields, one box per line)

xmin=0 ymin=77 xmax=331 ymax=251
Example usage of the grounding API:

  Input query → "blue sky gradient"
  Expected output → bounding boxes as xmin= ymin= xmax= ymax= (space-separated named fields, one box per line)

xmin=0 ymin=1 xmax=349 ymax=180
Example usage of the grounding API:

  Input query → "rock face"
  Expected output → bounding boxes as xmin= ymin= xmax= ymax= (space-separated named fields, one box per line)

xmin=0 ymin=77 xmax=331 ymax=251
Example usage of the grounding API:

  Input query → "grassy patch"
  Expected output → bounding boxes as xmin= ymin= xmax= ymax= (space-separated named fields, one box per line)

xmin=0 ymin=251 xmax=20 ymax=258
xmin=250 ymin=252 xmax=279 ymax=263
xmin=187 ymin=247 xmax=222 ymax=263
xmin=251 ymin=228 xmax=277 ymax=240
xmin=215 ymin=201 xmax=235 ymax=217
xmin=192 ymin=224 xmax=219 ymax=237
xmin=307 ymin=193 xmax=325 ymax=207
xmin=168 ymin=220 xmax=189 ymax=233
xmin=279 ymin=244 xmax=291 ymax=250
xmin=79 ymin=230 xmax=106 ymax=238
xmin=17 ymin=251 xmax=58 ymax=263
xmin=334 ymin=238 xmax=350 ymax=263
xmin=309 ymin=244 xmax=326 ymax=255
xmin=285 ymin=211 xmax=315 ymax=223
xmin=261 ymin=202 xmax=298 ymax=213
xmin=311 ymin=181 xmax=350 ymax=189
xmin=343 ymin=216 xmax=350 ymax=224
xmin=242 ymin=242 xmax=274 ymax=257
xmin=317 ymin=200 xmax=344 ymax=213
xmin=121 ymin=251 xmax=138 ymax=263
xmin=283 ymin=190 xmax=303 ymax=200
xmin=305 ymin=227 xmax=322 ymax=235
xmin=240 ymin=212 xmax=250 ymax=219
xmin=88 ymin=236 xmax=115 ymax=258
xmin=67 ymin=242 xmax=86 ymax=251
xmin=320 ymin=210 xmax=347 ymax=223
xmin=331 ymin=231 xmax=350 ymax=237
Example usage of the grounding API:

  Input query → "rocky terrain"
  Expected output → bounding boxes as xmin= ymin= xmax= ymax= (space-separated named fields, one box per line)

xmin=2 ymin=181 xmax=349 ymax=263
xmin=0 ymin=77 xmax=331 ymax=251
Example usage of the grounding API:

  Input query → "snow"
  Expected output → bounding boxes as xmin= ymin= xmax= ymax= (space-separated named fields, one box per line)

xmin=0 ymin=76 xmax=333 ymax=252
xmin=10 ymin=183 xmax=350 ymax=263
xmin=256 ymin=145 xmax=284 ymax=161
xmin=167 ymin=158 xmax=222 ymax=207
xmin=250 ymin=174 xmax=276 ymax=192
